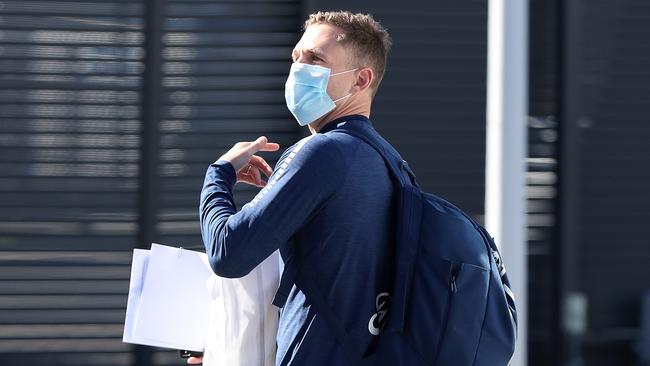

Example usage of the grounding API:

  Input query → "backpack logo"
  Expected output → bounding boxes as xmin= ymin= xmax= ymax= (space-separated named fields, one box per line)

xmin=368 ymin=292 xmax=391 ymax=335
xmin=492 ymin=248 xmax=506 ymax=277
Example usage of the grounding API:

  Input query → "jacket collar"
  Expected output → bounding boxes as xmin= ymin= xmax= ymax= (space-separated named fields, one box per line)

xmin=317 ymin=114 xmax=371 ymax=134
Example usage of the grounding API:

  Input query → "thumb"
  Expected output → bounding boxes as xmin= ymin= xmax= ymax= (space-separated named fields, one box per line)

xmin=246 ymin=136 xmax=268 ymax=153
xmin=254 ymin=136 xmax=268 ymax=147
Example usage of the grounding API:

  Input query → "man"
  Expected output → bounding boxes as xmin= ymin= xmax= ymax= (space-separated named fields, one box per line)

xmin=196 ymin=11 xmax=414 ymax=365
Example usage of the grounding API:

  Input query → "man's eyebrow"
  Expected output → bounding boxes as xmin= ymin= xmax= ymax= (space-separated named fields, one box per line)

xmin=290 ymin=47 xmax=328 ymax=61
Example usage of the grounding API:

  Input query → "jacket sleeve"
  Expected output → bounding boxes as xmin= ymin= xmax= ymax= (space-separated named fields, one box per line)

xmin=199 ymin=134 xmax=346 ymax=278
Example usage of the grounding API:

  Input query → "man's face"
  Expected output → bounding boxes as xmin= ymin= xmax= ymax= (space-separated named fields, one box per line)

xmin=291 ymin=24 xmax=357 ymax=101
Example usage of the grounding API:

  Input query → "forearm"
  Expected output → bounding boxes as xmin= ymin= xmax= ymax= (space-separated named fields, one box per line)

xmin=199 ymin=160 xmax=250 ymax=278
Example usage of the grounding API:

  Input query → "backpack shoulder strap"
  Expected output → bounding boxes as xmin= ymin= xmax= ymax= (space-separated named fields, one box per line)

xmin=331 ymin=122 xmax=419 ymax=189
xmin=332 ymin=122 xmax=424 ymax=333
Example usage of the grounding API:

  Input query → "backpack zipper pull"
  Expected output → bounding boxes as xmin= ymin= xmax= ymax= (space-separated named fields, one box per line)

xmin=450 ymin=267 xmax=458 ymax=293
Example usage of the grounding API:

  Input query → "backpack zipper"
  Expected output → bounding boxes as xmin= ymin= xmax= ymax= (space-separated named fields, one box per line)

xmin=433 ymin=262 xmax=460 ymax=363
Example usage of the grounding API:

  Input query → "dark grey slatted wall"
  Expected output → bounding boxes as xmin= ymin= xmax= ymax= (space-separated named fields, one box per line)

xmin=0 ymin=0 xmax=144 ymax=365
xmin=153 ymin=1 xmax=301 ymax=364
xmin=528 ymin=0 xmax=560 ymax=365
xmin=157 ymin=0 xmax=301 ymax=249
xmin=305 ymin=0 xmax=488 ymax=218
xmin=1 ymin=0 xmax=302 ymax=365
xmin=568 ymin=1 xmax=650 ymax=364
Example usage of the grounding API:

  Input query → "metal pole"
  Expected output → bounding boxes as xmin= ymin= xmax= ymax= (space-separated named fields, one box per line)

xmin=485 ymin=0 xmax=529 ymax=365
xmin=558 ymin=0 xmax=584 ymax=364
xmin=135 ymin=0 xmax=164 ymax=365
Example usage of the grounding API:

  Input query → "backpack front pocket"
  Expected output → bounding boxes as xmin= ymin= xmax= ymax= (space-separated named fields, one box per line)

xmin=434 ymin=262 xmax=490 ymax=366
xmin=402 ymin=256 xmax=454 ymax=365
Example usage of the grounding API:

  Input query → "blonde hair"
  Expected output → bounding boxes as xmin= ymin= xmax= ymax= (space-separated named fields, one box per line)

xmin=304 ymin=11 xmax=392 ymax=96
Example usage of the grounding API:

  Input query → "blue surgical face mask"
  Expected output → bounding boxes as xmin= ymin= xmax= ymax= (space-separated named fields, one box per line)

xmin=284 ymin=62 xmax=358 ymax=126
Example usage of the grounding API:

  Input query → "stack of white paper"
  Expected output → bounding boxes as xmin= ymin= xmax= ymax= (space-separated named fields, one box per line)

xmin=123 ymin=243 xmax=214 ymax=352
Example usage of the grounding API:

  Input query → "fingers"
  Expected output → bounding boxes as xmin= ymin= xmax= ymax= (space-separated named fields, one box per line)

xmin=237 ymin=163 xmax=267 ymax=188
xmin=249 ymin=136 xmax=280 ymax=154
xmin=236 ymin=155 xmax=273 ymax=188
xmin=186 ymin=356 xmax=203 ymax=364
xmin=249 ymin=155 xmax=273 ymax=177
xmin=238 ymin=171 xmax=265 ymax=188
xmin=250 ymin=167 xmax=265 ymax=187
xmin=218 ymin=136 xmax=280 ymax=175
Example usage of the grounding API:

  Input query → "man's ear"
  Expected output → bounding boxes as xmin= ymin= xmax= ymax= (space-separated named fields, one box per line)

xmin=352 ymin=67 xmax=374 ymax=93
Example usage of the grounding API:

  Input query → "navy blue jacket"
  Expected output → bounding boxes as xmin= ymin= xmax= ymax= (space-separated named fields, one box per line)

xmin=200 ymin=115 xmax=421 ymax=365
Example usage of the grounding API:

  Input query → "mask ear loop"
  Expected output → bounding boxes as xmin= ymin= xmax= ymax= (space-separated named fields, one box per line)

xmin=330 ymin=67 xmax=359 ymax=77
xmin=329 ymin=67 xmax=360 ymax=103
xmin=332 ymin=93 xmax=353 ymax=103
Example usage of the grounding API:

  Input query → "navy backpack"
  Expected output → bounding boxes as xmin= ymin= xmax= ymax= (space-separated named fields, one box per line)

xmin=318 ymin=121 xmax=518 ymax=365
